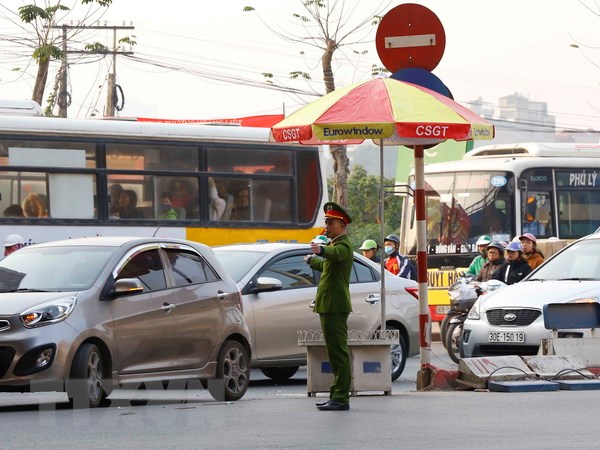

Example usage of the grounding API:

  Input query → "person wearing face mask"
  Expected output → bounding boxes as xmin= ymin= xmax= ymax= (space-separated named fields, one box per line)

xmin=383 ymin=234 xmax=417 ymax=281
xmin=465 ymin=235 xmax=491 ymax=277
xmin=493 ymin=241 xmax=532 ymax=285
xmin=159 ymin=192 xmax=178 ymax=220
xmin=475 ymin=241 xmax=505 ymax=282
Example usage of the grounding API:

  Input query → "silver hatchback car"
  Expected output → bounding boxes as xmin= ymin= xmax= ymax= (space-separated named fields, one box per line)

xmin=462 ymin=233 xmax=600 ymax=358
xmin=214 ymin=243 xmax=420 ymax=381
xmin=0 ymin=237 xmax=251 ymax=406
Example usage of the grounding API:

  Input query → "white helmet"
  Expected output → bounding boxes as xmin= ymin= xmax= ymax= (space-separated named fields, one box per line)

xmin=3 ymin=234 xmax=24 ymax=247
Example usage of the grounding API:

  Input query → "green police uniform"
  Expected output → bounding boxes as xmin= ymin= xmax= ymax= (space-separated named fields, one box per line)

xmin=309 ymin=202 xmax=353 ymax=405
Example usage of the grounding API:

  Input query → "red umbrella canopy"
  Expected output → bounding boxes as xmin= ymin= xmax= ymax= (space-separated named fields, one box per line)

xmin=270 ymin=77 xmax=494 ymax=146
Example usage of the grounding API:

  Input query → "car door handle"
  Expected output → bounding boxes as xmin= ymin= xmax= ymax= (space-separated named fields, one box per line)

xmin=366 ymin=294 xmax=380 ymax=305
xmin=217 ymin=291 xmax=230 ymax=300
xmin=161 ymin=302 xmax=176 ymax=313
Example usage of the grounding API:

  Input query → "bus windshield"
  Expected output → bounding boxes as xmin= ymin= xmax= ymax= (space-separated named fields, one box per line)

xmin=405 ymin=171 xmax=514 ymax=256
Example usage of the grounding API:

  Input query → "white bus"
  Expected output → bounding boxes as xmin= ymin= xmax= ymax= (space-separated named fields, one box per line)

xmin=400 ymin=142 xmax=600 ymax=321
xmin=0 ymin=116 xmax=327 ymax=248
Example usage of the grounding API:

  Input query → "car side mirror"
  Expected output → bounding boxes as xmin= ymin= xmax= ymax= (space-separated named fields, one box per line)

xmin=251 ymin=276 xmax=282 ymax=293
xmin=112 ymin=278 xmax=144 ymax=296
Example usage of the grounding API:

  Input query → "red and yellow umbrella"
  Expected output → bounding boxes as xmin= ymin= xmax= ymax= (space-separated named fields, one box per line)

xmin=270 ymin=77 xmax=494 ymax=145
xmin=270 ymin=77 xmax=494 ymax=375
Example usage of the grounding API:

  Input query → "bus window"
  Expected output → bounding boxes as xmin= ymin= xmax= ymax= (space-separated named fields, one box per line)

xmin=522 ymin=192 xmax=553 ymax=237
xmin=557 ymin=190 xmax=600 ymax=238
xmin=206 ymin=147 xmax=291 ymax=175
xmin=106 ymin=143 xmax=198 ymax=171
xmin=0 ymin=140 xmax=96 ymax=168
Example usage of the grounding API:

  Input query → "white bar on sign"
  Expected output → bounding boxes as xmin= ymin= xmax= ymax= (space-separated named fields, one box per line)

xmin=385 ymin=34 xmax=436 ymax=48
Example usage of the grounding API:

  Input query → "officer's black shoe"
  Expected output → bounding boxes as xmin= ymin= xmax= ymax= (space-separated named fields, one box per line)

xmin=315 ymin=399 xmax=331 ymax=407
xmin=317 ymin=400 xmax=350 ymax=411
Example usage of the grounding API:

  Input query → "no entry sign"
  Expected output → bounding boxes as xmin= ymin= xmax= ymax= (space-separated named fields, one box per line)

xmin=376 ymin=3 xmax=446 ymax=72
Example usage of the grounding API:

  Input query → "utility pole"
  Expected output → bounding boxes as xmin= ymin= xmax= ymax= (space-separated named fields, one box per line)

xmin=52 ymin=23 xmax=134 ymax=118
xmin=58 ymin=25 xmax=68 ymax=118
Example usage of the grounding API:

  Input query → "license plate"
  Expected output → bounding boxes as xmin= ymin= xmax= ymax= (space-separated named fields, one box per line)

xmin=436 ymin=305 xmax=451 ymax=314
xmin=488 ymin=331 xmax=526 ymax=343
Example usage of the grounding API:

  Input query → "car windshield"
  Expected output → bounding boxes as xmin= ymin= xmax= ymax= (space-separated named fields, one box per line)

xmin=213 ymin=249 xmax=267 ymax=283
xmin=532 ymin=239 xmax=600 ymax=281
xmin=0 ymin=246 xmax=115 ymax=292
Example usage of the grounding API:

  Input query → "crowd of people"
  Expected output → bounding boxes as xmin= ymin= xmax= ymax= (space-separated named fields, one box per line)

xmin=357 ymin=231 xmax=545 ymax=285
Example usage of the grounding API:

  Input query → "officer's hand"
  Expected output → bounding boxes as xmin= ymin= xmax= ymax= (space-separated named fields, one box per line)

xmin=304 ymin=254 xmax=314 ymax=264
xmin=310 ymin=243 xmax=322 ymax=255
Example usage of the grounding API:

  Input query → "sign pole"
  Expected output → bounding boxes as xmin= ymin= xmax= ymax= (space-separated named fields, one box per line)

xmin=414 ymin=144 xmax=433 ymax=388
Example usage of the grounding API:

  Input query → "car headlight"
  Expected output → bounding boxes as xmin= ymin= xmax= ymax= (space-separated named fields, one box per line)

xmin=20 ymin=297 xmax=77 ymax=328
xmin=467 ymin=298 xmax=481 ymax=320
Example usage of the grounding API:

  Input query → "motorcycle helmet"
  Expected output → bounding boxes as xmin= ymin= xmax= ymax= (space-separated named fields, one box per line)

xmin=487 ymin=241 xmax=505 ymax=252
xmin=475 ymin=235 xmax=492 ymax=246
xmin=3 ymin=234 xmax=24 ymax=247
xmin=310 ymin=235 xmax=330 ymax=245
xmin=505 ymin=241 xmax=523 ymax=252
xmin=384 ymin=234 xmax=400 ymax=245
xmin=359 ymin=239 xmax=378 ymax=251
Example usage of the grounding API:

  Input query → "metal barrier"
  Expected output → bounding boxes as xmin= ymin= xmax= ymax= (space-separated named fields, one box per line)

xmin=298 ymin=329 xmax=399 ymax=397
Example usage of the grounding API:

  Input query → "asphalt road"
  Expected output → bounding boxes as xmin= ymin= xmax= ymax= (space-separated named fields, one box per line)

xmin=4 ymin=342 xmax=600 ymax=448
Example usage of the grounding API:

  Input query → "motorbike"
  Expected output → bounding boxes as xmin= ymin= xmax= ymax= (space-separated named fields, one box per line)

xmin=444 ymin=278 xmax=506 ymax=363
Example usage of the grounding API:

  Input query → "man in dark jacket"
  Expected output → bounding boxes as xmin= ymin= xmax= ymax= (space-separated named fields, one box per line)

xmin=383 ymin=234 xmax=417 ymax=281
xmin=493 ymin=241 xmax=532 ymax=285
xmin=305 ymin=202 xmax=353 ymax=411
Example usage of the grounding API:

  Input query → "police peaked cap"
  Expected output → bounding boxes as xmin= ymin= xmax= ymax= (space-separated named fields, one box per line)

xmin=323 ymin=202 xmax=352 ymax=224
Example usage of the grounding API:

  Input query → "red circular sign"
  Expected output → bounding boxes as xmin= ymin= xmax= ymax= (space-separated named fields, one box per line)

xmin=376 ymin=3 xmax=446 ymax=72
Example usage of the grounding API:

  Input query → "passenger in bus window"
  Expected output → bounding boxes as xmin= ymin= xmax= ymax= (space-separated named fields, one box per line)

xmin=3 ymin=204 xmax=24 ymax=217
xmin=116 ymin=190 xmax=144 ymax=219
xmin=169 ymin=179 xmax=196 ymax=219
xmin=22 ymin=192 xmax=48 ymax=218
xmin=108 ymin=183 xmax=124 ymax=216
xmin=230 ymin=188 xmax=250 ymax=221
xmin=159 ymin=192 xmax=177 ymax=220
xmin=208 ymin=177 xmax=226 ymax=221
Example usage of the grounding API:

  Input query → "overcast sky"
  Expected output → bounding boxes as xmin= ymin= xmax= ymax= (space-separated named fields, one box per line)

xmin=1 ymin=0 xmax=599 ymax=130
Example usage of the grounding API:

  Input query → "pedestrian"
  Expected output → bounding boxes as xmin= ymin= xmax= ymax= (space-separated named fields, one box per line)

xmin=359 ymin=239 xmax=380 ymax=263
xmin=383 ymin=234 xmax=417 ymax=281
xmin=305 ymin=201 xmax=353 ymax=411
xmin=493 ymin=241 xmax=532 ymax=285
xmin=3 ymin=234 xmax=25 ymax=257
xmin=519 ymin=233 xmax=545 ymax=270
xmin=475 ymin=241 xmax=505 ymax=282
xmin=465 ymin=235 xmax=492 ymax=277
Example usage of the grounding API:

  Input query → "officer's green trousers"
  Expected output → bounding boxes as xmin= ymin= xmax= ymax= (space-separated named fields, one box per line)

xmin=320 ymin=313 xmax=350 ymax=404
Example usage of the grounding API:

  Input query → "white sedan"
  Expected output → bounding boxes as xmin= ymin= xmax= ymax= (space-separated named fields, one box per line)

xmin=462 ymin=233 xmax=600 ymax=358
xmin=213 ymin=243 xmax=419 ymax=381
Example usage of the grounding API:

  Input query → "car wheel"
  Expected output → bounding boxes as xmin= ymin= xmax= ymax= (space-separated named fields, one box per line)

xmin=68 ymin=343 xmax=108 ymax=408
xmin=445 ymin=322 xmax=463 ymax=364
xmin=388 ymin=325 xmax=407 ymax=381
xmin=260 ymin=366 xmax=299 ymax=381
xmin=216 ymin=340 xmax=250 ymax=401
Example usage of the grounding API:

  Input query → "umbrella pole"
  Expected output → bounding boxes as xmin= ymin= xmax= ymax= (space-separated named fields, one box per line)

xmin=379 ymin=140 xmax=386 ymax=334
xmin=414 ymin=144 xmax=433 ymax=389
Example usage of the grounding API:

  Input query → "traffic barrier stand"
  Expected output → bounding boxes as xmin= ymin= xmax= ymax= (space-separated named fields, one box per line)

xmin=298 ymin=329 xmax=398 ymax=397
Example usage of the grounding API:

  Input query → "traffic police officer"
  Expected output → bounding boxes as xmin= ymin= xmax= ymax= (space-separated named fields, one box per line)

xmin=305 ymin=202 xmax=353 ymax=411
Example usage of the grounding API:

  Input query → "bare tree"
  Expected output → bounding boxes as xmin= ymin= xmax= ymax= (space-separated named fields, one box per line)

xmin=244 ymin=0 xmax=391 ymax=207
xmin=0 ymin=0 xmax=113 ymax=108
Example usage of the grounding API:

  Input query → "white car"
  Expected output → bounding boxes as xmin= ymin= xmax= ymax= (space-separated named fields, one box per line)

xmin=213 ymin=243 xmax=419 ymax=381
xmin=461 ymin=233 xmax=600 ymax=358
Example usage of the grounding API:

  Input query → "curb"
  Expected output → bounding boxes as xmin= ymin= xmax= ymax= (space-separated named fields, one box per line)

xmin=419 ymin=364 xmax=459 ymax=391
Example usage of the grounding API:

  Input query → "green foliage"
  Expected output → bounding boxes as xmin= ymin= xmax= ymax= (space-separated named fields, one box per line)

xmin=119 ymin=36 xmax=137 ymax=46
xmin=82 ymin=0 xmax=112 ymax=6
xmin=243 ymin=6 xmax=255 ymax=12
xmin=339 ymin=164 xmax=404 ymax=249
xmin=84 ymin=42 xmax=108 ymax=53
xmin=289 ymin=71 xmax=311 ymax=80
xmin=32 ymin=44 xmax=62 ymax=62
